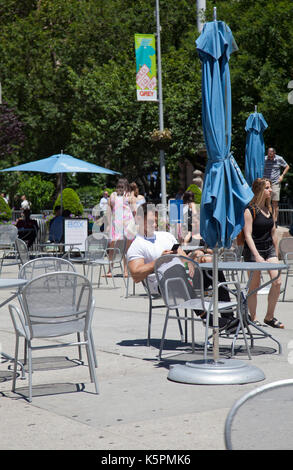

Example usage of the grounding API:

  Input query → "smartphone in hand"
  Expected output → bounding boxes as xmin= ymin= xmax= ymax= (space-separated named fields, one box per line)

xmin=171 ymin=243 xmax=180 ymax=253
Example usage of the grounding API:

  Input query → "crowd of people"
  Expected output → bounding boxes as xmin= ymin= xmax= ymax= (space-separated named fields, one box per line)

xmin=0 ymin=145 xmax=290 ymax=332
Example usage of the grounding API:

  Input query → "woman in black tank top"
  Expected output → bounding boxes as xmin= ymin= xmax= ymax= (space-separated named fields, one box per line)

xmin=243 ymin=178 xmax=284 ymax=328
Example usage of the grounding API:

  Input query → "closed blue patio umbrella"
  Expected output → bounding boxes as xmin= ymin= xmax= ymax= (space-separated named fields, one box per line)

xmin=168 ymin=13 xmax=264 ymax=385
xmin=245 ymin=111 xmax=268 ymax=186
xmin=0 ymin=152 xmax=121 ymax=211
xmin=196 ymin=19 xmax=254 ymax=367
xmin=196 ymin=20 xmax=253 ymax=249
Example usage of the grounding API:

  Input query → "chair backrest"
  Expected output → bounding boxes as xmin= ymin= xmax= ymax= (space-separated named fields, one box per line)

xmin=219 ymin=249 xmax=237 ymax=262
xmin=0 ymin=224 xmax=18 ymax=245
xmin=279 ymin=237 xmax=293 ymax=261
xmin=19 ymin=257 xmax=76 ymax=280
xmin=154 ymin=254 xmax=203 ymax=308
xmin=21 ymin=271 xmax=93 ymax=338
xmin=85 ymin=233 xmax=108 ymax=261
xmin=225 ymin=379 xmax=293 ymax=450
xmin=112 ymin=238 xmax=127 ymax=263
xmin=15 ymin=238 xmax=30 ymax=264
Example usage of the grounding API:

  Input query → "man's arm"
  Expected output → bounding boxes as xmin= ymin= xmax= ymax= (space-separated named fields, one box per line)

xmin=279 ymin=164 xmax=290 ymax=183
xmin=128 ymin=258 xmax=156 ymax=283
xmin=128 ymin=248 xmax=177 ymax=283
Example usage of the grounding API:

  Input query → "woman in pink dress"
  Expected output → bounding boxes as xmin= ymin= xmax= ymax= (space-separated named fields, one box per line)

xmin=107 ymin=178 xmax=136 ymax=277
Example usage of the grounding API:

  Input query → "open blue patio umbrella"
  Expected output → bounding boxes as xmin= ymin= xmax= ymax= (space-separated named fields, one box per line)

xmin=245 ymin=111 xmax=268 ymax=186
xmin=0 ymin=152 xmax=121 ymax=211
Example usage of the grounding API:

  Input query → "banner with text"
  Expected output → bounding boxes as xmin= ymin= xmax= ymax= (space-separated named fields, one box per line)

xmin=135 ymin=34 xmax=157 ymax=101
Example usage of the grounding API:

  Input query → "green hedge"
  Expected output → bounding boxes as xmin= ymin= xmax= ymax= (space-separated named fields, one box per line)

xmin=54 ymin=188 xmax=84 ymax=216
xmin=0 ymin=197 xmax=12 ymax=223
xmin=186 ymin=184 xmax=202 ymax=204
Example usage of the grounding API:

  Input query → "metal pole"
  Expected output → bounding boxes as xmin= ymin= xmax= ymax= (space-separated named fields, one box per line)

xmin=155 ymin=0 xmax=167 ymax=206
xmin=196 ymin=0 xmax=206 ymax=32
xmin=212 ymin=246 xmax=219 ymax=362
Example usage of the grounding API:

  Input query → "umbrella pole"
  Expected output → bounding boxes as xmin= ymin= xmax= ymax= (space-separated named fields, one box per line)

xmin=60 ymin=173 xmax=63 ymax=214
xmin=212 ymin=245 xmax=219 ymax=363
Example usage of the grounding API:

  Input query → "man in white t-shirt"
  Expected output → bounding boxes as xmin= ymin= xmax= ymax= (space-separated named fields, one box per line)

xmin=127 ymin=203 xmax=237 ymax=330
xmin=126 ymin=203 xmax=181 ymax=293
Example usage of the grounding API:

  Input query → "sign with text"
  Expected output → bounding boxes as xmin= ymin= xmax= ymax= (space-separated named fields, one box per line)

xmin=64 ymin=218 xmax=88 ymax=251
xmin=135 ymin=34 xmax=157 ymax=101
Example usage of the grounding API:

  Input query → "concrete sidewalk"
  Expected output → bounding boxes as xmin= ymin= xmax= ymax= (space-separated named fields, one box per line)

xmin=1 ymin=259 xmax=293 ymax=450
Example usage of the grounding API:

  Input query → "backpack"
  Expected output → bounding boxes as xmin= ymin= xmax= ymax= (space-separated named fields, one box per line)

xmin=236 ymin=206 xmax=256 ymax=246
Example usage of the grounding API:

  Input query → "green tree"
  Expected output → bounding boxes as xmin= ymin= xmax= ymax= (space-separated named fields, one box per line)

xmin=18 ymin=174 xmax=55 ymax=212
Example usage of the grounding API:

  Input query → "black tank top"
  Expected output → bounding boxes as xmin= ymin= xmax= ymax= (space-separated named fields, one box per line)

xmin=244 ymin=205 xmax=273 ymax=248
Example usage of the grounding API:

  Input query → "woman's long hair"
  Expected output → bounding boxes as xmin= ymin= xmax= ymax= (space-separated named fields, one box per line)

xmin=250 ymin=178 xmax=272 ymax=213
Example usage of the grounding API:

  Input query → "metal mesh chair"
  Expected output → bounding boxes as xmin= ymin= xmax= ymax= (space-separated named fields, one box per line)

xmin=109 ymin=238 xmax=127 ymax=286
xmin=0 ymin=224 xmax=20 ymax=271
xmin=19 ymin=256 xmax=76 ymax=280
xmin=154 ymin=254 xmax=240 ymax=360
xmin=279 ymin=237 xmax=293 ymax=301
xmin=9 ymin=271 xmax=99 ymax=402
xmin=85 ymin=233 xmax=115 ymax=287
xmin=225 ymin=379 xmax=293 ymax=450
xmin=15 ymin=238 xmax=30 ymax=265
xmin=18 ymin=257 xmax=96 ymax=367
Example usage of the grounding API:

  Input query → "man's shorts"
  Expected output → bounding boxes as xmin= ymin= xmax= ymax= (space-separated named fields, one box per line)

xmin=271 ymin=182 xmax=280 ymax=202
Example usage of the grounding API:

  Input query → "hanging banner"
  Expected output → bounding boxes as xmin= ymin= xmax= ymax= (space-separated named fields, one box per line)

xmin=135 ymin=34 xmax=157 ymax=101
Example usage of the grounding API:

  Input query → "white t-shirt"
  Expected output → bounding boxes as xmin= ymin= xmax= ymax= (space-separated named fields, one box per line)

xmin=127 ymin=231 xmax=177 ymax=294
xmin=21 ymin=199 xmax=30 ymax=210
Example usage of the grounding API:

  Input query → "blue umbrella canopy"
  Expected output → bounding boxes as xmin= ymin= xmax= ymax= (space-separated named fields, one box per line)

xmin=0 ymin=153 xmax=120 ymax=175
xmin=244 ymin=112 xmax=268 ymax=187
xmin=196 ymin=20 xmax=253 ymax=249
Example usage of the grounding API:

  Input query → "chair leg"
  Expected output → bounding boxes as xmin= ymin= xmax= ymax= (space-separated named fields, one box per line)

xmin=282 ymin=272 xmax=288 ymax=301
xmin=28 ymin=342 xmax=33 ymax=403
xmin=120 ymin=262 xmax=126 ymax=287
xmin=159 ymin=309 xmax=170 ymax=360
xmin=77 ymin=333 xmax=82 ymax=362
xmin=184 ymin=309 xmax=188 ymax=343
xmin=191 ymin=309 xmax=195 ymax=353
xmin=12 ymin=334 xmax=19 ymax=393
xmin=147 ymin=297 xmax=152 ymax=346
xmin=109 ymin=263 xmax=115 ymax=288
xmin=175 ymin=309 xmax=184 ymax=342
xmin=84 ymin=333 xmax=99 ymax=394
xmin=90 ymin=330 xmax=98 ymax=368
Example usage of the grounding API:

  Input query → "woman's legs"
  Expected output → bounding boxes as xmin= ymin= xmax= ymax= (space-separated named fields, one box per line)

xmin=106 ymin=240 xmax=115 ymax=276
xmin=264 ymin=257 xmax=282 ymax=323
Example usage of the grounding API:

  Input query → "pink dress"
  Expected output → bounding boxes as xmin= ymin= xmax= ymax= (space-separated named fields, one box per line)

xmin=109 ymin=192 xmax=135 ymax=240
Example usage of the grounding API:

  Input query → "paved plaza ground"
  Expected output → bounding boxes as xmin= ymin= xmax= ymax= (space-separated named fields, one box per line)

xmin=1 ymin=234 xmax=293 ymax=451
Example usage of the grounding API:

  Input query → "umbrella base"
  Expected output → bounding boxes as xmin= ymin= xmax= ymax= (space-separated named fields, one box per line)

xmin=168 ymin=359 xmax=265 ymax=385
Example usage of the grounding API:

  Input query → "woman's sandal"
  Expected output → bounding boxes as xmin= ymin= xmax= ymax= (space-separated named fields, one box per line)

xmin=264 ymin=317 xmax=284 ymax=329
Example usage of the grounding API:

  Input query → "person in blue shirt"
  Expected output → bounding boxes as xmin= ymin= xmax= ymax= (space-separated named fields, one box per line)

xmin=49 ymin=206 xmax=64 ymax=243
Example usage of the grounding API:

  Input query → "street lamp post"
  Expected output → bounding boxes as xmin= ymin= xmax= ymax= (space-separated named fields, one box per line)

xmin=155 ymin=0 xmax=167 ymax=206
